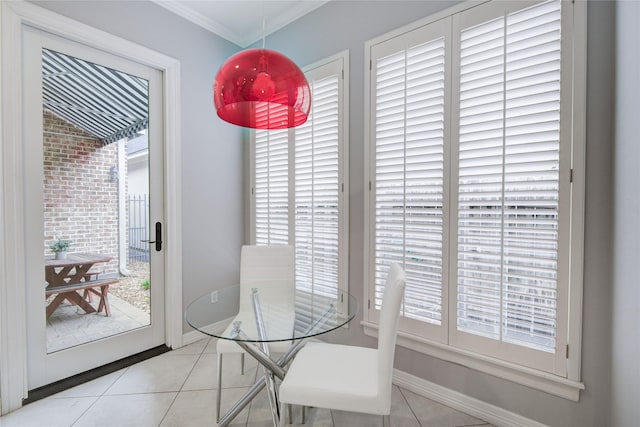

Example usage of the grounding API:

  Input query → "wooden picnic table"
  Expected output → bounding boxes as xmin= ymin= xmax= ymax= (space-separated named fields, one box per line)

xmin=44 ymin=253 xmax=118 ymax=319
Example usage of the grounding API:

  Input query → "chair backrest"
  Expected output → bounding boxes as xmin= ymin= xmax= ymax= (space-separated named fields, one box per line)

xmin=377 ymin=263 xmax=406 ymax=408
xmin=239 ymin=245 xmax=295 ymax=310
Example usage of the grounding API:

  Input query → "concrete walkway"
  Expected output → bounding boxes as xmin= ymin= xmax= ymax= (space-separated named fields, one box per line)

xmin=46 ymin=294 xmax=150 ymax=353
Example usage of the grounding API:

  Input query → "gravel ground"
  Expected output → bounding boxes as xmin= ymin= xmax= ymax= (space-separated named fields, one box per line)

xmin=110 ymin=260 xmax=150 ymax=314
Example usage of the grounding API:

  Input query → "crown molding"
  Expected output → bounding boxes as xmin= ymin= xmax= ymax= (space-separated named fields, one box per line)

xmin=151 ymin=0 xmax=329 ymax=48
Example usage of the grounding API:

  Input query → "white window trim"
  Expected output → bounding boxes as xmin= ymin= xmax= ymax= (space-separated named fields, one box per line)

xmin=363 ymin=0 xmax=586 ymax=400
xmin=363 ymin=321 xmax=583 ymax=400
xmin=249 ymin=50 xmax=350 ymax=295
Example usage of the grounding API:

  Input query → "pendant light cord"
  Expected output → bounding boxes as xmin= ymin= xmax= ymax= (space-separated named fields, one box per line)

xmin=262 ymin=2 xmax=266 ymax=49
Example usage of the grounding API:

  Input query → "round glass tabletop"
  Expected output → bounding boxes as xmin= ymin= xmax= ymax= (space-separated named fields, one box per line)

xmin=185 ymin=283 xmax=358 ymax=343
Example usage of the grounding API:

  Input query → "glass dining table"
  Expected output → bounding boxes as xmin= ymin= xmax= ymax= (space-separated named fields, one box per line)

xmin=185 ymin=284 xmax=358 ymax=427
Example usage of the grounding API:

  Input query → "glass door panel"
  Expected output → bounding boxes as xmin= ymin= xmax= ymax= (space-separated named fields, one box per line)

xmin=42 ymin=48 xmax=152 ymax=352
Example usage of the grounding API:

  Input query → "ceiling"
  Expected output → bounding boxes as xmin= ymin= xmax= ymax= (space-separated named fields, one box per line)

xmin=151 ymin=0 xmax=329 ymax=48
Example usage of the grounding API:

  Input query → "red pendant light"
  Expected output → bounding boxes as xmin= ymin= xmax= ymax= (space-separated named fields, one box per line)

xmin=213 ymin=48 xmax=311 ymax=129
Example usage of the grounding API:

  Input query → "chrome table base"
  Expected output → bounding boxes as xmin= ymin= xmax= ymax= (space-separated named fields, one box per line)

xmin=217 ymin=289 xmax=335 ymax=427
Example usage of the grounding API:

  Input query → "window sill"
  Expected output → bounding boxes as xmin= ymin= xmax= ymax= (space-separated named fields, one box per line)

xmin=361 ymin=320 xmax=584 ymax=401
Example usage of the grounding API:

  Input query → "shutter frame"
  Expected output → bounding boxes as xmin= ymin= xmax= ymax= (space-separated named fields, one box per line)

xmin=369 ymin=17 xmax=452 ymax=341
xmin=251 ymin=52 xmax=350 ymax=315
xmin=450 ymin=0 xmax=567 ymax=375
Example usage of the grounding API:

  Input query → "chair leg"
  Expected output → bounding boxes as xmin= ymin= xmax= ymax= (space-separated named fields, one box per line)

xmin=241 ymin=352 xmax=245 ymax=375
xmin=279 ymin=401 xmax=287 ymax=427
xmin=287 ymin=404 xmax=292 ymax=424
xmin=216 ymin=353 xmax=223 ymax=422
xmin=302 ymin=405 xmax=306 ymax=424
xmin=383 ymin=414 xmax=390 ymax=427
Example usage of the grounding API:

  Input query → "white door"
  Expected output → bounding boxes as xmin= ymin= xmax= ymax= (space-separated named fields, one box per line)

xmin=23 ymin=27 xmax=166 ymax=389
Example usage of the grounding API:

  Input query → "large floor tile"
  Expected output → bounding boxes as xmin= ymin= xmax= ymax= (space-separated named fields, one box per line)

xmin=50 ymin=370 xmax=125 ymax=399
xmin=73 ymin=392 xmax=176 ymax=427
xmin=158 ymin=389 xmax=217 ymax=427
xmin=160 ymin=388 xmax=249 ymax=427
xmin=105 ymin=354 xmax=198 ymax=394
xmin=0 ymin=397 xmax=97 ymax=427
xmin=245 ymin=388 xmax=281 ymax=427
xmin=401 ymin=388 xmax=487 ymax=427
xmin=181 ymin=353 xmax=220 ymax=391
xmin=182 ymin=352 xmax=259 ymax=392
xmin=390 ymin=385 xmax=421 ymax=427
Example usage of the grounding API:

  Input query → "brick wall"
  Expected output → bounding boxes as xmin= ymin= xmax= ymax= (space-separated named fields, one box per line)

xmin=43 ymin=110 xmax=119 ymax=274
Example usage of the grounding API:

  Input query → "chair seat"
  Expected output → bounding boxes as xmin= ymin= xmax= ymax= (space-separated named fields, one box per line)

xmin=279 ymin=342 xmax=385 ymax=415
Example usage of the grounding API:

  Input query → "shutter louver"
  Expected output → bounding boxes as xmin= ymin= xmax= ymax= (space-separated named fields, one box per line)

xmin=255 ymin=122 xmax=289 ymax=246
xmin=295 ymin=74 xmax=341 ymax=301
xmin=456 ymin=0 xmax=561 ymax=353
xmin=374 ymin=37 xmax=446 ymax=325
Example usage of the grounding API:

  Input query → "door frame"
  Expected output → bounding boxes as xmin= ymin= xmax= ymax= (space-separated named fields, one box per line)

xmin=0 ymin=1 xmax=183 ymax=414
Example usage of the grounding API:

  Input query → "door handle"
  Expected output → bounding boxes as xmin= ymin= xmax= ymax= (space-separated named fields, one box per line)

xmin=142 ymin=222 xmax=162 ymax=251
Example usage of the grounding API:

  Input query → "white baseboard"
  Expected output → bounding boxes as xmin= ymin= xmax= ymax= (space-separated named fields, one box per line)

xmin=181 ymin=330 xmax=209 ymax=346
xmin=393 ymin=369 xmax=548 ymax=427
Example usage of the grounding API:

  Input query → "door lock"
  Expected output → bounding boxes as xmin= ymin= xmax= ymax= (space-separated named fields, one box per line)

xmin=142 ymin=222 xmax=162 ymax=251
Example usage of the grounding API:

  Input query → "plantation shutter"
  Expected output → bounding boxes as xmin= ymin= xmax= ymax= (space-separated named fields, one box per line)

xmin=252 ymin=53 xmax=348 ymax=315
xmin=455 ymin=0 xmax=562 ymax=354
xmin=255 ymin=126 xmax=289 ymax=246
xmin=294 ymin=66 xmax=341 ymax=300
xmin=372 ymin=21 xmax=448 ymax=333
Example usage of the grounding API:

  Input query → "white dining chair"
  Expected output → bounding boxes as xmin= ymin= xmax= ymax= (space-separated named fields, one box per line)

xmin=277 ymin=263 xmax=406 ymax=427
xmin=216 ymin=244 xmax=295 ymax=422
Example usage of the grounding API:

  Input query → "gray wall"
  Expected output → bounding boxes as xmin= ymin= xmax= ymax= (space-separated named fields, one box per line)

xmin=27 ymin=1 xmax=638 ymax=425
xmin=612 ymin=1 xmax=640 ymax=426
xmin=262 ymin=1 xmax=624 ymax=426
xmin=30 ymin=1 xmax=246 ymax=327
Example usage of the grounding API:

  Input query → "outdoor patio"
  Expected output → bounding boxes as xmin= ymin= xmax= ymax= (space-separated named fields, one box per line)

xmin=46 ymin=293 xmax=150 ymax=354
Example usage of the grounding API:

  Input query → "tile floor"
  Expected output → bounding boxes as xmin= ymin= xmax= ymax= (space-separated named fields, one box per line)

xmin=0 ymin=337 xmax=494 ymax=427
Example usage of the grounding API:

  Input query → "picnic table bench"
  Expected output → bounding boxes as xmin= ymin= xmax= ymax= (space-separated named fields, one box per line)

xmin=44 ymin=253 xmax=119 ymax=319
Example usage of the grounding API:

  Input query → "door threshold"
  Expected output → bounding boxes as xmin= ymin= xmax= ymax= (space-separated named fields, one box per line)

xmin=23 ymin=344 xmax=170 ymax=405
